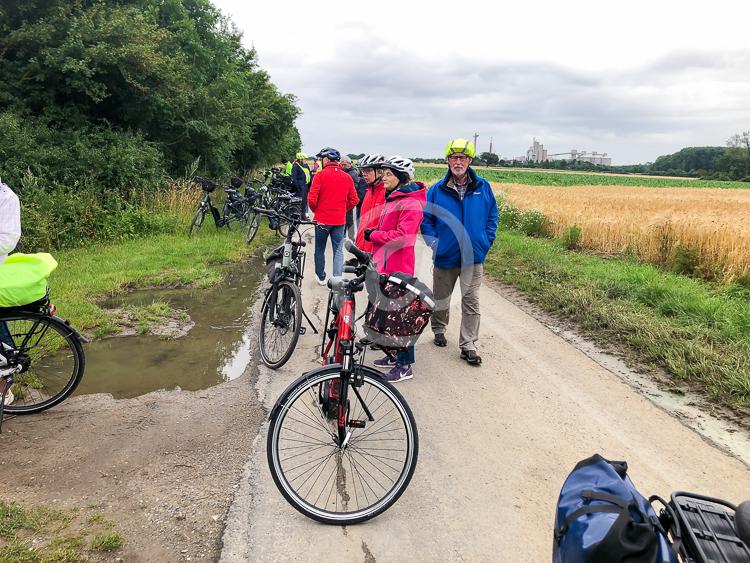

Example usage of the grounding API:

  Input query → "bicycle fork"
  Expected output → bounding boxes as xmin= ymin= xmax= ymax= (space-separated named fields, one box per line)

xmin=334 ymin=342 xmax=374 ymax=449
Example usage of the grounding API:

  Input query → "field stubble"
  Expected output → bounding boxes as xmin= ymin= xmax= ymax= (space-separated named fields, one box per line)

xmin=496 ymin=183 xmax=750 ymax=283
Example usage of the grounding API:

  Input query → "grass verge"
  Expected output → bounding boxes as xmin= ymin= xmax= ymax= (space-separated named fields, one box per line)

xmin=49 ymin=222 xmax=277 ymax=336
xmin=485 ymin=231 xmax=750 ymax=412
xmin=0 ymin=500 xmax=123 ymax=562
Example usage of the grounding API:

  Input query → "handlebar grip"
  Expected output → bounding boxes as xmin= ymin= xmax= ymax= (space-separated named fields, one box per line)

xmin=343 ymin=265 xmax=358 ymax=274
xmin=344 ymin=240 xmax=371 ymax=265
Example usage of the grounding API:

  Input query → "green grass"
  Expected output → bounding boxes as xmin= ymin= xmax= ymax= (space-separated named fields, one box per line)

xmin=48 ymin=223 xmax=276 ymax=335
xmin=414 ymin=166 xmax=750 ymax=189
xmin=0 ymin=500 xmax=120 ymax=562
xmin=90 ymin=533 xmax=122 ymax=552
xmin=485 ymin=231 xmax=750 ymax=411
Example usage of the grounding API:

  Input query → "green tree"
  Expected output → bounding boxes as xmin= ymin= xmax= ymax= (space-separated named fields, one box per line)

xmin=727 ymin=132 xmax=750 ymax=179
xmin=479 ymin=152 xmax=500 ymax=166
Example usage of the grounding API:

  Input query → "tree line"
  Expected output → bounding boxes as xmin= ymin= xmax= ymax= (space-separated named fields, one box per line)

xmin=0 ymin=0 xmax=300 ymax=250
xmin=412 ymin=133 xmax=750 ymax=181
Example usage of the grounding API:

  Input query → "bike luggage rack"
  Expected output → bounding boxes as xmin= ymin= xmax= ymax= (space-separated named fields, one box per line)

xmin=671 ymin=492 xmax=750 ymax=563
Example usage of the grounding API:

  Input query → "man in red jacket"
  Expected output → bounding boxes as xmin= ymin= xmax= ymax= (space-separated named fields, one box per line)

xmin=308 ymin=147 xmax=359 ymax=285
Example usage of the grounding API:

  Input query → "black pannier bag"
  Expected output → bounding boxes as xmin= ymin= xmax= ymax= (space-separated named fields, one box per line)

xmin=363 ymin=271 xmax=435 ymax=349
xmin=265 ymin=246 xmax=284 ymax=283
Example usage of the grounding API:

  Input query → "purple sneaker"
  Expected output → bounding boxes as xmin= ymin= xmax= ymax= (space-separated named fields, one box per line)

xmin=385 ymin=364 xmax=413 ymax=383
xmin=373 ymin=355 xmax=397 ymax=367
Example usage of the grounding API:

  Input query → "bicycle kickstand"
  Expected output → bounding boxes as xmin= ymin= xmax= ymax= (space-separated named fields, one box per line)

xmin=301 ymin=306 xmax=319 ymax=335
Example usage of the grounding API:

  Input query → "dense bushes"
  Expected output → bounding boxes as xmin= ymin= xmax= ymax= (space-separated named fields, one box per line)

xmin=0 ymin=0 xmax=300 ymax=251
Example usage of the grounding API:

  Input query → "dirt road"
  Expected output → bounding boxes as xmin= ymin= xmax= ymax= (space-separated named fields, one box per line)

xmin=220 ymin=241 xmax=750 ymax=562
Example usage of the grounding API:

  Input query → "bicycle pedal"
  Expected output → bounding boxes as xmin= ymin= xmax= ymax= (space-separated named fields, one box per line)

xmin=298 ymin=327 xmax=306 ymax=335
xmin=348 ymin=419 xmax=366 ymax=429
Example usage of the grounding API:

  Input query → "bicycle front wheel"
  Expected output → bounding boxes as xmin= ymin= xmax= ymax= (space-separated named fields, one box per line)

xmin=1 ymin=314 xmax=85 ymax=414
xmin=259 ymin=279 xmax=302 ymax=369
xmin=267 ymin=366 xmax=419 ymax=525
xmin=188 ymin=206 xmax=206 ymax=237
xmin=245 ymin=210 xmax=261 ymax=244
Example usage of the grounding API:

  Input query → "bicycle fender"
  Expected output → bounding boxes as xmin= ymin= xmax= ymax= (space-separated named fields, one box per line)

xmin=55 ymin=316 xmax=90 ymax=344
xmin=268 ymin=363 xmax=385 ymax=421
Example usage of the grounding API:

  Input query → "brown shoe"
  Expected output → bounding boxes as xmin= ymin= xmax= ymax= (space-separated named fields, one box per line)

xmin=460 ymin=349 xmax=482 ymax=366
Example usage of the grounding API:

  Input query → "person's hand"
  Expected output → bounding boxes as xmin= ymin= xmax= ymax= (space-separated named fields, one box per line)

xmin=364 ymin=228 xmax=375 ymax=242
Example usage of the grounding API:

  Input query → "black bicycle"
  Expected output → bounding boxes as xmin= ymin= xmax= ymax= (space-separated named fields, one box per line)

xmin=254 ymin=202 xmax=318 ymax=369
xmin=245 ymin=169 xmax=301 ymax=244
xmin=266 ymin=241 xmax=420 ymax=525
xmin=0 ymin=291 xmax=87 ymax=427
xmin=188 ymin=176 xmax=252 ymax=237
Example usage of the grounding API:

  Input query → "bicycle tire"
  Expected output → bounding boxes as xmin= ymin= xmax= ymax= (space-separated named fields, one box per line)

xmin=267 ymin=365 xmax=418 ymax=525
xmin=188 ymin=206 xmax=206 ymax=237
xmin=259 ymin=279 xmax=302 ymax=369
xmin=1 ymin=314 xmax=85 ymax=414
xmin=245 ymin=210 xmax=261 ymax=244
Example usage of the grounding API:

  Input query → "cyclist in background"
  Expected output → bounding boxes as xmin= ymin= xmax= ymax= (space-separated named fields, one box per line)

xmin=354 ymin=154 xmax=386 ymax=254
xmin=364 ymin=156 xmax=426 ymax=383
xmin=341 ymin=156 xmax=366 ymax=240
xmin=308 ymin=147 xmax=359 ymax=285
xmin=291 ymin=152 xmax=311 ymax=219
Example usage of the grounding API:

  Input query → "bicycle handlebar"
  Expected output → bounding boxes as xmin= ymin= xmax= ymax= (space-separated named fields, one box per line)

xmin=251 ymin=206 xmax=317 ymax=227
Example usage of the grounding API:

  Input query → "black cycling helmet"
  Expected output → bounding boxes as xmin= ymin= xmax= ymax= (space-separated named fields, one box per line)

xmin=316 ymin=147 xmax=341 ymax=161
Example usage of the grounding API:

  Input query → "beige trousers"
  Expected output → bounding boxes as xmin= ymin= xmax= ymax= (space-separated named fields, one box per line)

xmin=430 ymin=263 xmax=484 ymax=351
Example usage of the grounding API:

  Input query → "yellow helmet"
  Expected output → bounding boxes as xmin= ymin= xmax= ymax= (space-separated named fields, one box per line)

xmin=445 ymin=138 xmax=476 ymax=159
xmin=295 ymin=151 xmax=308 ymax=160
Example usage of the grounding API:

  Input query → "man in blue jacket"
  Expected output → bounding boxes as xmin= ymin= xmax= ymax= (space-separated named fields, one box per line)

xmin=420 ymin=139 xmax=498 ymax=366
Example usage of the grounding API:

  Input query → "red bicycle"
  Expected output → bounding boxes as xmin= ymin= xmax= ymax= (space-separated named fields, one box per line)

xmin=265 ymin=241 xmax=421 ymax=525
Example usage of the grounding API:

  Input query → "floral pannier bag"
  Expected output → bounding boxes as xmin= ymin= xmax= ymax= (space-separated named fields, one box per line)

xmin=364 ymin=271 xmax=435 ymax=349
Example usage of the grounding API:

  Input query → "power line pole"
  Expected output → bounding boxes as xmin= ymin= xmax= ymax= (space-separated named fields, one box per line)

xmin=473 ymin=132 xmax=479 ymax=153
xmin=489 ymin=136 xmax=493 ymax=154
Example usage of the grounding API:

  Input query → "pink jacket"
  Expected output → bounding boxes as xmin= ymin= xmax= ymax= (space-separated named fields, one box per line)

xmin=369 ymin=182 xmax=427 ymax=276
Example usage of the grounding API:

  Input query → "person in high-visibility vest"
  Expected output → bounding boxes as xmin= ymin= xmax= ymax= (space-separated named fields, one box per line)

xmin=282 ymin=158 xmax=293 ymax=175
xmin=291 ymin=152 xmax=312 ymax=219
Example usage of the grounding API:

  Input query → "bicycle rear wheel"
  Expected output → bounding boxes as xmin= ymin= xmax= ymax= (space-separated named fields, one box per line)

xmin=267 ymin=366 xmax=418 ymax=525
xmin=1 ymin=314 xmax=85 ymax=414
xmin=245 ymin=210 xmax=261 ymax=244
xmin=188 ymin=206 xmax=206 ymax=237
xmin=259 ymin=279 xmax=302 ymax=369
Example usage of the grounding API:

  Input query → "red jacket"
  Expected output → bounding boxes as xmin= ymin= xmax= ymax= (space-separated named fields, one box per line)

xmin=308 ymin=162 xmax=359 ymax=226
xmin=369 ymin=182 xmax=427 ymax=276
xmin=355 ymin=181 xmax=386 ymax=253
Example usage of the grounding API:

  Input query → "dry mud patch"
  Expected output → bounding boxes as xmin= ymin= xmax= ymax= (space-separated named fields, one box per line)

xmin=0 ymin=373 xmax=264 ymax=562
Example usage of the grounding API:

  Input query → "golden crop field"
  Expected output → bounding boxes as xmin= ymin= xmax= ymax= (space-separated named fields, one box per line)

xmin=495 ymin=183 xmax=750 ymax=282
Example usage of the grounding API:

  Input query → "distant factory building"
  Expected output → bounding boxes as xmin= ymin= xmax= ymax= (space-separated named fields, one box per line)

xmin=527 ymin=139 xmax=548 ymax=162
xmin=519 ymin=139 xmax=613 ymax=165
xmin=569 ymin=149 xmax=612 ymax=166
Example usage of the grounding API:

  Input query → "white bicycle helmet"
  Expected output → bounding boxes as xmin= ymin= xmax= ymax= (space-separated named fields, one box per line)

xmin=382 ymin=155 xmax=414 ymax=179
xmin=358 ymin=154 xmax=385 ymax=169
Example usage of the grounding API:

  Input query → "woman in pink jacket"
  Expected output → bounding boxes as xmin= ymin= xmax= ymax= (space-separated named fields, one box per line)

xmin=363 ymin=156 xmax=426 ymax=383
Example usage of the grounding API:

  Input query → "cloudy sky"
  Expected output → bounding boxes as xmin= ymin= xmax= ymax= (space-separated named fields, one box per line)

xmin=214 ymin=0 xmax=750 ymax=164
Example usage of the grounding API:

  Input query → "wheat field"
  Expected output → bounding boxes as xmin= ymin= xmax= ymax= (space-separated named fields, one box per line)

xmin=495 ymin=183 xmax=750 ymax=282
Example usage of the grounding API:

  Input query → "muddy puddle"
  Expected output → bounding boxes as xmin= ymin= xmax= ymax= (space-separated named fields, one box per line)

xmin=76 ymin=260 xmax=264 ymax=399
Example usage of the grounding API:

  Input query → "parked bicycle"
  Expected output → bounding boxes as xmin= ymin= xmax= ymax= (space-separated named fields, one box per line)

xmin=254 ymin=201 xmax=318 ymax=369
xmin=0 ymin=290 xmax=87 ymax=428
xmin=188 ymin=176 xmax=252 ymax=237
xmin=266 ymin=240 xmax=433 ymax=524
xmin=245 ymin=168 xmax=301 ymax=244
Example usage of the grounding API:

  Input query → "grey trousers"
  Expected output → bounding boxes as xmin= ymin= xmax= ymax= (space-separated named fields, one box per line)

xmin=431 ymin=263 xmax=484 ymax=351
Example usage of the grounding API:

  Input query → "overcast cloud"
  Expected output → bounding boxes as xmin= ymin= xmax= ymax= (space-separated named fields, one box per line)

xmin=215 ymin=0 xmax=750 ymax=164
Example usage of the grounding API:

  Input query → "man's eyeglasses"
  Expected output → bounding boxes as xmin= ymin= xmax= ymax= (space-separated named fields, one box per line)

xmin=447 ymin=154 xmax=469 ymax=162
